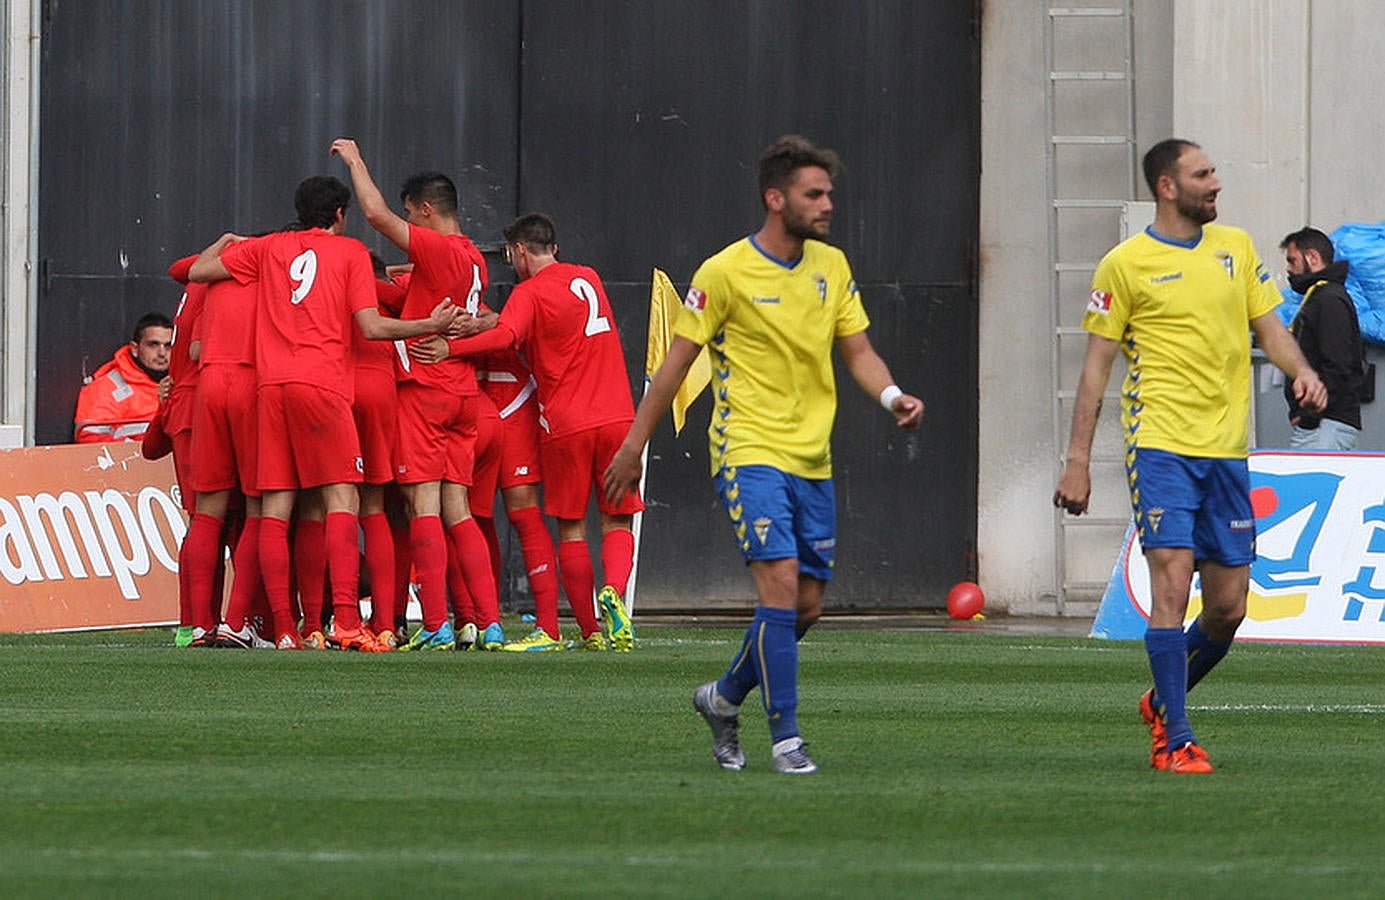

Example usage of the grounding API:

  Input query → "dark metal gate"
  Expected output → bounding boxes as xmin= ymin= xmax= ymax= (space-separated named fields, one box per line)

xmin=37 ymin=0 xmax=979 ymax=610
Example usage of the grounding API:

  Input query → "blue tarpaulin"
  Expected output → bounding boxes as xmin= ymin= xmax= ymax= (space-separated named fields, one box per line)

xmin=1278 ymin=221 xmax=1385 ymax=345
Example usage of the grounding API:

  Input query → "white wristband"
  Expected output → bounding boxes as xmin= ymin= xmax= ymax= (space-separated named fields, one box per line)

xmin=879 ymin=385 xmax=903 ymax=410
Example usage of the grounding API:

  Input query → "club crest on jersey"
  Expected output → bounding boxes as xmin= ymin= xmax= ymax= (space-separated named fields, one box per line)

xmin=1216 ymin=250 xmax=1235 ymax=278
xmin=812 ymin=273 xmax=828 ymax=304
xmin=1087 ymin=289 xmax=1112 ymax=314
xmin=753 ymin=517 xmax=772 ymax=546
xmin=684 ymin=286 xmax=707 ymax=312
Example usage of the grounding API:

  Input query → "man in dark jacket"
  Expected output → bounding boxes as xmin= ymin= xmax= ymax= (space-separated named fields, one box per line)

xmin=1281 ymin=227 xmax=1365 ymax=449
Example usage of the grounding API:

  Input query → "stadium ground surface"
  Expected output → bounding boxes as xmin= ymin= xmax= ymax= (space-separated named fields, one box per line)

xmin=1 ymin=619 xmax=1382 ymax=898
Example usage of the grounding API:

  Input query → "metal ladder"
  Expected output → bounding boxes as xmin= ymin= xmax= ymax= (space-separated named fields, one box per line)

xmin=1046 ymin=2 xmax=1139 ymax=613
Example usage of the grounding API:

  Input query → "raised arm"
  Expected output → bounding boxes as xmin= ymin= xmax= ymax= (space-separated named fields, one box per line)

xmin=330 ymin=138 xmax=410 ymax=252
xmin=836 ymin=330 xmax=923 ymax=429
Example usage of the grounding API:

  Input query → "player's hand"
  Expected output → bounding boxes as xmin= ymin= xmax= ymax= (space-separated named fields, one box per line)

xmin=329 ymin=138 xmax=363 ymax=166
xmin=1293 ymin=368 xmax=1328 ymax=414
xmin=407 ymin=334 xmax=450 ymax=365
xmin=890 ymin=393 xmax=924 ymax=429
xmin=211 ymin=232 xmax=246 ymax=254
xmin=1052 ymin=462 xmax=1091 ymax=516
xmin=157 ymin=375 xmax=174 ymax=403
xmin=426 ymin=297 xmax=461 ymax=333
xmin=603 ymin=443 xmax=644 ymax=505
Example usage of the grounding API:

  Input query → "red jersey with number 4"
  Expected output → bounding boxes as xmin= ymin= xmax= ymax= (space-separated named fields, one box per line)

xmin=220 ymin=228 xmax=374 ymax=395
xmin=400 ymin=224 xmax=487 ymax=395
xmin=499 ymin=261 xmax=634 ymax=440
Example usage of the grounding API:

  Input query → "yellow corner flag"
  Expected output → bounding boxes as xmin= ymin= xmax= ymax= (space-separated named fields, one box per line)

xmin=648 ymin=268 xmax=711 ymax=435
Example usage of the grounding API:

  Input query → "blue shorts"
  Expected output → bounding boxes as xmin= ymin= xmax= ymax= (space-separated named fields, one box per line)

xmin=1128 ymin=447 xmax=1255 ymax=566
xmin=715 ymin=464 xmax=836 ymax=581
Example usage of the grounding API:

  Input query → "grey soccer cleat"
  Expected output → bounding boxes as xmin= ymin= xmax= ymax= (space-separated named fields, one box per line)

xmin=693 ymin=682 xmax=746 ymax=771
xmin=771 ymin=737 xmax=818 ymax=775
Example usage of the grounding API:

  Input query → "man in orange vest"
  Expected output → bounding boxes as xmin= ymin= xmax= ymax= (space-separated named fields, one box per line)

xmin=74 ymin=312 xmax=173 ymax=443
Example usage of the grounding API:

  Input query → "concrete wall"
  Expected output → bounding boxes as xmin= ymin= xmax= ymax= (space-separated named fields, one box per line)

xmin=980 ymin=0 xmax=1385 ymax=614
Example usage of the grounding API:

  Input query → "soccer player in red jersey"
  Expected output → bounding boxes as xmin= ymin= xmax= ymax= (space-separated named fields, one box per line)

xmin=189 ymin=175 xmax=458 ymax=650
xmin=153 ymin=262 xmax=208 ymax=645
xmin=331 ymin=139 xmax=503 ymax=652
xmin=417 ymin=213 xmax=643 ymax=651
xmin=354 ymin=260 xmax=407 ymax=647
xmin=478 ymin=346 xmax=564 ymax=652
xmin=182 ymin=270 xmax=265 ymax=648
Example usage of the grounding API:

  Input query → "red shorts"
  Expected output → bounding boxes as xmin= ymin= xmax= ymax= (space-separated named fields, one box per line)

xmin=165 ymin=383 xmax=197 ymax=436
xmin=395 ymin=381 xmax=476 ymax=486
xmin=191 ymin=364 xmax=260 ymax=495
xmin=170 ymin=429 xmax=195 ymax=513
xmin=541 ymin=421 xmax=644 ymax=520
xmin=256 ymin=382 xmax=362 ymax=491
xmin=353 ymin=370 xmax=398 ymax=486
xmin=469 ymin=396 xmax=502 ymax=518
xmin=497 ymin=401 xmax=543 ymax=489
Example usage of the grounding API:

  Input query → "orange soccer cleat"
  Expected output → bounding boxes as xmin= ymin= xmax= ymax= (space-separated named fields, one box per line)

xmin=1160 ymin=741 xmax=1214 ymax=775
xmin=1139 ymin=689 xmax=1168 ymax=769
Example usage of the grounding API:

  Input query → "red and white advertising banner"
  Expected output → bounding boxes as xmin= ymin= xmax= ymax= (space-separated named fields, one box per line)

xmin=0 ymin=443 xmax=185 ymax=632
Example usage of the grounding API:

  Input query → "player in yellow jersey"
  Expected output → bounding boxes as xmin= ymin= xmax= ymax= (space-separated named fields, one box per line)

xmin=605 ymin=136 xmax=923 ymax=774
xmin=1054 ymin=139 xmax=1326 ymax=774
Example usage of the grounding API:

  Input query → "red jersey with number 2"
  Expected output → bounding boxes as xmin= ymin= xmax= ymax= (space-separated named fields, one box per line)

xmin=220 ymin=229 xmax=375 ymax=395
xmin=499 ymin=261 xmax=634 ymax=440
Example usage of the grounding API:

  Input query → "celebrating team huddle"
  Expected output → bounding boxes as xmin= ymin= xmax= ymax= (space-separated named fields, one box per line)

xmin=154 ymin=138 xmax=639 ymax=655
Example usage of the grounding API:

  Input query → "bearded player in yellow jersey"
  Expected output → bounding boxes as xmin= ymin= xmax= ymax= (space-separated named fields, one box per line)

xmin=1055 ymin=139 xmax=1326 ymax=774
xmin=605 ymin=136 xmax=923 ymax=774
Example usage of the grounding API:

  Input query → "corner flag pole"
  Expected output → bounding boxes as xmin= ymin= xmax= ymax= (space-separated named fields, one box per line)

xmin=626 ymin=269 xmax=711 ymax=614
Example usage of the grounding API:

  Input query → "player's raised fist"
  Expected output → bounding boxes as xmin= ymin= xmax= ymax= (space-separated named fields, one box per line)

xmin=329 ymin=138 xmax=362 ymax=165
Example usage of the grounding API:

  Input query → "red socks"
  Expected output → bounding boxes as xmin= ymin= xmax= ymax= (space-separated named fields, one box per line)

xmin=601 ymin=528 xmax=636 ymax=600
xmin=294 ymin=518 xmax=327 ymax=635
xmin=558 ymin=539 xmax=599 ymax=638
xmin=326 ymin=511 xmax=362 ymax=631
xmin=410 ymin=515 xmax=449 ymax=631
xmin=361 ymin=512 xmax=395 ymax=634
xmin=183 ymin=512 xmax=224 ymax=633
xmin=448 ymin=518 xmax=500 ymax=627
xmin=258 ymin=516 xmax=296 ymax=637
xmin=509 ymin=506 xmax=560 ymax=640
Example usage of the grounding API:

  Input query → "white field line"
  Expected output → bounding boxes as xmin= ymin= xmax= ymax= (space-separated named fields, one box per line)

xmin=13 ymin=846 xmax=1377 ymax=878
xmin=1190 ymin=703 xmax=1385 ymax=714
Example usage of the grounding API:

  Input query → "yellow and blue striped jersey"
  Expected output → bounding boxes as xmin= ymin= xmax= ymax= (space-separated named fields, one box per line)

xmin=1083 ymin=224 xmax=1281 ymax=458
xmin=675 ymin=235 xmax=870 ymax=478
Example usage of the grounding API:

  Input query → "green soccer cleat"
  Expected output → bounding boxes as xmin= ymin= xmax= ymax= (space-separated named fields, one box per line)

xmin=501 ymin=627 xmax=564 ymax=652
xmin=598 ymin=586 xmax=634 ymax=652
xmin=565 ymin=632 xmax=608 ymax=652
xmin=397 ymin=621 xmax=457 ymax=652
xmin=173 ymin=625 xmax=195 ymax=647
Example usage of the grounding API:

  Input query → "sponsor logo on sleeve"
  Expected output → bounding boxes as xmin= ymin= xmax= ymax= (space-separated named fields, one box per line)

xmin=1087 ymin=289 xmax=1113 ymax=314
xmin=684 ymin=286 xmax=707 ymax=312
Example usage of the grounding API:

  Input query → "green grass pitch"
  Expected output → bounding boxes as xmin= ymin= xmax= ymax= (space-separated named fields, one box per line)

xmin=1 ymin=623 xmax=1384 ymax=898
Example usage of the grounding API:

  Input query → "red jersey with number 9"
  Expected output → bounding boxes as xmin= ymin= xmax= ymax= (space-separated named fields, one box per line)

xmin=220 ymin=228 xmax=375 ymax=396
xmin=499 ymin=261 xmax=634 ymax=441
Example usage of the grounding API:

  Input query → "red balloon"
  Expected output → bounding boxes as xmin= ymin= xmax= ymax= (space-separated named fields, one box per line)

xmin=947 ymin=581 xmax=985 ymax=619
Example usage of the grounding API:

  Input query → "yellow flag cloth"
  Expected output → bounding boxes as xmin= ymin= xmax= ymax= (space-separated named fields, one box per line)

xmin=647 ymin=268 xmax=711 ymax=435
